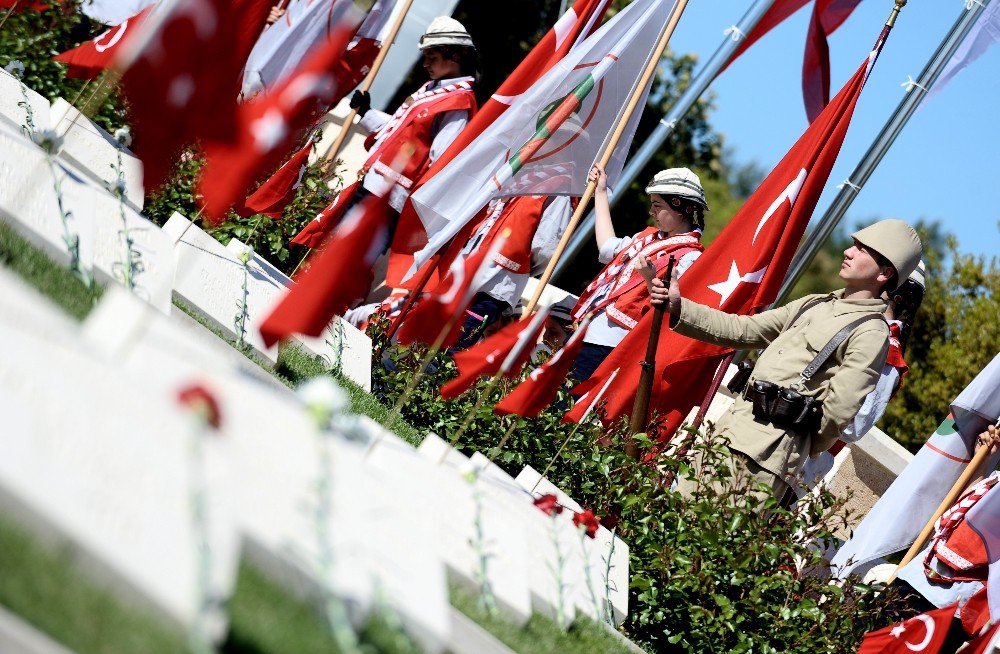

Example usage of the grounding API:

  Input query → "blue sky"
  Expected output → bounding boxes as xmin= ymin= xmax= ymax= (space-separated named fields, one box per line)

xmin=666 ymin=1 xmax=1000 ymax=259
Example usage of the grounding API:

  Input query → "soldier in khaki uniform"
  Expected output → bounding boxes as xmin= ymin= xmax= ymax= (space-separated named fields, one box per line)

xmin=652 ymin=219 xmax=923 ymax=501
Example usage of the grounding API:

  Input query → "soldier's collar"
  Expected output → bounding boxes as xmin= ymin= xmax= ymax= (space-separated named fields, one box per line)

xmin=829 ymin=289 xmax=888 ymax=315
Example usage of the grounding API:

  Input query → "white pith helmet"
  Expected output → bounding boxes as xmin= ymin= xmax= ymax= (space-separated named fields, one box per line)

xmin=419 ymin=17 xmax=475 ymax=50
xmin=645 ymin=168 xmax=709 ymax=210
xmin=851 ymin=219 xmax=923 ymax=285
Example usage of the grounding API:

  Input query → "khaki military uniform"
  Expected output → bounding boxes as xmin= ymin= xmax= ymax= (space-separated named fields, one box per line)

xmin=672 ymin=290 xmax=890 ymax=497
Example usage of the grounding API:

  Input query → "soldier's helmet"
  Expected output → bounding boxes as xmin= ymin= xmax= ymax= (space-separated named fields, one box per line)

xmin=645 ymin=168 xmax=709 ymax=211
xmin=419 ymin=17 xmax=475 ymax=50
xmin=851 ymin=219 xmax=923 ymax=287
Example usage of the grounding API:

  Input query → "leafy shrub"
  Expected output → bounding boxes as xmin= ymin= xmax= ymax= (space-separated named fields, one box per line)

xmin=370 ymin=334 xmax=911 ymax=652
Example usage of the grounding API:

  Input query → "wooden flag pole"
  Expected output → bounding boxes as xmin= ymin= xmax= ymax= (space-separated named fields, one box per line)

xmin=887 ymin=422 xmax=1000 ymax=584
xmin=320 ymin=0 xmax=415 ymax=173
xmin=625 ymin=255 xmax=674 ymax=458
xmin=522 ymin=0 xmax=691 ymax=317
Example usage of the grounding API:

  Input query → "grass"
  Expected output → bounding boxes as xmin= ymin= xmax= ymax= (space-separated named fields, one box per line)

xmin=0 ymin=219 xmax=104 ymax=320
xmin=0 ymin=512 xmax=423 ymax=654
xmin=0 ymin=512 xmax=189 ymax=654
xmin=450 ymin=585 xmax=643 ymax=654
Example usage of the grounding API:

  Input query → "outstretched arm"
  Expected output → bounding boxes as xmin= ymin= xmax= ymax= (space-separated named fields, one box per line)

xmin=590 ymin=164 xmax=616 ymax=251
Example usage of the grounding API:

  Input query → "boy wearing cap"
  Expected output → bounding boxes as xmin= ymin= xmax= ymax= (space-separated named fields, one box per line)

xmin=569 ymin=164 xmax=709 ymax=382
xmin=652 ymin=218 xmax=923 ymax=502
xmin=292 ymin=17 xmax=478 ymax=250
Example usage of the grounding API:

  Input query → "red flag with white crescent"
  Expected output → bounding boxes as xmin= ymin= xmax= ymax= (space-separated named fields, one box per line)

xmin=259 ymin=193 xmax=392 ymax=346
xmin=198 ymin=4 xmax=362 ymax=222
xmin=855 ymin=604 xmax=956 ymax=653
xmin=495 ymin=319 xmax=590 ymax=418
xmin=565 ymin=31 xmax=891 ymax=433
xmin=54 ymin=6 xmax=154 ymax=80
xmin=235 ymin=139 xmax=312 ymax=219
xmin=440 ymin=307 xmax=550 ymax=400
xmin=395 ymin=235 xmax=507 ymax=349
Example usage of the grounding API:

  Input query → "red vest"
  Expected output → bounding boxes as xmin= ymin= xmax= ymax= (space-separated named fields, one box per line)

xmin=362 ymin=78 xmax=477 ymax=203
xmin=573 ymin=228 xmax=703 ymax=329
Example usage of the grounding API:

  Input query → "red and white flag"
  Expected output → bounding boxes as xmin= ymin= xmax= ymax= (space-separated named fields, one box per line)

xmin=406 ymin=0 xmax=669 ymax=276
xmin=235 ymin=139 xmax=312 ymax=219
xmin=388 ymin=0 xmax=610 ymax=274
xmin=565 ymin=30 xmax=891 ymax=430
xmin=495 ymin=319 xmax=591 ymax=418
xmin=115 ymin=0 xmax=273 ymax=189
xmin=53 ymin=5 xmax=154 ymax=79
xmin=258 ymin=193 xmax=392 ymax=347
xmin=0 ymin=0 xmax=50 ymax=12
xmin=242 ymin=0 xmax=397 ymax=97
xmin=198 ymin=3 xmax=363 ymax=222
xmin=724 ymin=0 xmax=864 ymax=122
xmin=440 ymin=307 xmax=550 ymax=400
xmin=395 ymin=235 xmax=507 ymax=349
xmin=833 ymin=353 xmax=1000 ymax=577
xmin=855 ymin=604 xmax=956 ymax=653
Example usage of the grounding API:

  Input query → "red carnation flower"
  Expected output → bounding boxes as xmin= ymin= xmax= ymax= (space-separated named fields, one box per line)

xmin=573 ymin=509 xmax=600 ymax=538
xmin=177 ymin=384 xmax=222 ymax=430
xmin=533 ymin=494 xmax=563 ymax=516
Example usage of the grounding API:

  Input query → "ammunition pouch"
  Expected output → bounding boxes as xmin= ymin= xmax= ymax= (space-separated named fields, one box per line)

xmin=745 ymin=381 xmax=823 ymax=434
xmin=726 ymin=359 xmax=755 ymax=395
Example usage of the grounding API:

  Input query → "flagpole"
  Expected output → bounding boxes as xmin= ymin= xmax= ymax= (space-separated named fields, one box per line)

xmin=626 ymin=256 xmax=674 ymax=457
xmin=319 ymin=0 xmax=415 ymax=173
xmin=522 ymin=0 xmax=692 ymax=316
xmin=772 ymin=0 xmax=989 ymax=306
xmin=551 ymin=0 xmax=778 ymax=281
xmin=886 ymin=422 xmax=1000 ymax=584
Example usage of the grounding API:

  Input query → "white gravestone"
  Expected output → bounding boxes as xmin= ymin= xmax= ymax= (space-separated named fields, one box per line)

xmin=49 ymin=98 xmax=144 ymax=211
xmin=230 ymin=421 xmax=451 ymax=653
xmin=0 ymin=128 xmax=174 ymax=313
xmin=516 ymin=465 xmax=630 ymax=625
xmin=164 ymin=213 xmax=372 ymax=389
xmin=418 ymin=435 xmax=585 ymax=625
xmin=0 ymin=317 xmax=241 ymax=642
xmin=0 ymin=68 xmax=50 ymax=136
xmin=356 ymin=420 xmax=534 ymax=625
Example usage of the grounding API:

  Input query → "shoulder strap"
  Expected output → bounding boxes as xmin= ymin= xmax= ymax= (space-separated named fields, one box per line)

xmin=801 ymin=314 xmax=887 ymax=382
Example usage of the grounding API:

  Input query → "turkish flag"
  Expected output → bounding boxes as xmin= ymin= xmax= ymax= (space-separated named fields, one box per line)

xmin=440 ymin=308 xmax=550 ymax=400
xmin=565 ymin=34 xmax=889 ymax=433
xmin=117 ymin=0 xmax=272 ymax=190
xmin=235 ymin=139 xmax=312 ymax=219
xmin=495 ymin=320 xmax=590 ymax=418
xmin=387 ymin=0 xmax=610 ymax=270
xmin=395 ymin=235 xmax=506 ymax=349
xmin=258 ymin=193 xmax=391 ymax=347
xmin=53 ymin=6 xmax=153 ymax=80
xmin=723 ymin=0 xmax=863 ymax=122
xmin=198 ymin=9 xmax=361 ymax=222
xmin=959 ymin=621 xmax=1000 ymax=654
xmin=856 ymin=604 xmax=955 ymax=653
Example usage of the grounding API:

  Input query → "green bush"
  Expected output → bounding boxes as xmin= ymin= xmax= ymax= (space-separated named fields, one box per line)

xmin=371 ymin=336 xmax=911 ymax=652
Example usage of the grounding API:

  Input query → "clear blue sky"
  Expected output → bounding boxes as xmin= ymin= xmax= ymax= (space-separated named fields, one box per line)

xmin=666 ymin=0 xmax=1000 ymax=260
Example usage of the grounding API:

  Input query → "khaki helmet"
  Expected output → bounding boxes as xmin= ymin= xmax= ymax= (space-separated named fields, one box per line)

xmin=645 ymin=168 xmax=709 ymax=210
xmin=419 ymin=17 xmax=475 ymax=50
xmin=851 ymin=219 xmax=923 ymax=286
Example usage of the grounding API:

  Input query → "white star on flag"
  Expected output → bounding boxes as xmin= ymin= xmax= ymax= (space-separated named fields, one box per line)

xmin=708 ymin=261 xmax=768 ymax=306
xmin=890 ymin=624 xmax=906 ymax=638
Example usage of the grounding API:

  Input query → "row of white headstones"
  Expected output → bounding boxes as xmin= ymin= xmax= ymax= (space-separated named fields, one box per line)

xmin=0 ymin=67 xmax=630 ymax=653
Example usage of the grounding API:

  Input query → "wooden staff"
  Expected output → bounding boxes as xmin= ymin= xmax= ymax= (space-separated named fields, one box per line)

xmin=0 ymin=0 xmax=23 ymax=31
xmin=626 ymin=255 xmax=674 ymax=457
xmin=522 ymin=0 xmax=691 ymax=317
xmin=319 ymin=0 xmax=415 ymax=172
xmin=887 ymin=422 xmax=1000 ymax=584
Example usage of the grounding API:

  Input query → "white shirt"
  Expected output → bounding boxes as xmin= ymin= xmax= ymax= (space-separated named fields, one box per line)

xmin=477 ymin=196 xmax=573 ymax=306
xmin=358 ymin=78 xmax=470 ymax=211
xmin=584 ymin=233 xmax=701 ymax=347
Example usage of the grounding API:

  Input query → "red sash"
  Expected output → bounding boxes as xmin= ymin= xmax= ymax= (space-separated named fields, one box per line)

xmin=573 ymin=228 xmax=702 ymax=326
xmin=925 ymin=474 xmax=998 ymax=583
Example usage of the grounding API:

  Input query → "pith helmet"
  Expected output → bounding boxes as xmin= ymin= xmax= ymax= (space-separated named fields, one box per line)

xmin=419 ymin=17 xmax=475 ymax=50
xmin=851 ymin=219 xmax=923 ymax=284
xmin=645 ymin=168 xmax=709 ymax=210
